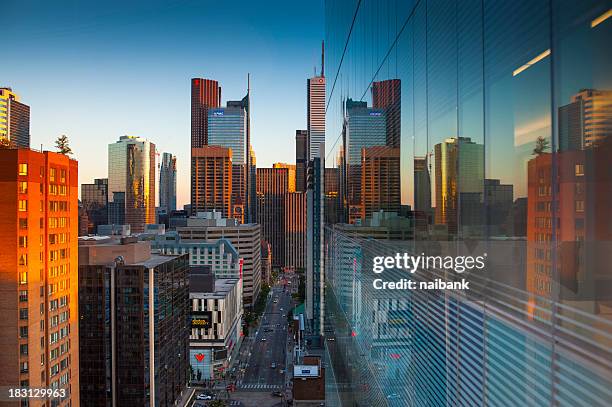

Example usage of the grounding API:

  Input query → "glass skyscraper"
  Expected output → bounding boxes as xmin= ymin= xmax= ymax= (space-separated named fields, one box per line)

xmin=324 ymin=0 xmax=612 ymax=405
xmin=159 ymin=152 xmax=177 ymax=212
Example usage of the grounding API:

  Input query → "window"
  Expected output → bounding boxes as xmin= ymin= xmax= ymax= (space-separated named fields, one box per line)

xmin=20 ymin=344 xmax=28 ymax=355
xmin=19 ymin=218 xmax=28 ymax=229
xmin=49 ymin=168 xmax=56 ymax=182
xmin=18 ymin=163 xmax=28 ymax=176
xmin=18 ymin=254 xmax=27 ymax=266
xmin=575 ymin=164 xmax=584 ymax=176
xmin=18 ymin=200 xmax=27 ymax=212
xmin=19 ymin=271 xmax=27 ymax=284
xmin=19 ymin=236 xmax=27 ymax=248
xmin=19 ymin=308 xmax=28 ymax=320
xmin=19 ymin=326 xmax=28 ymax=338
xmin=19 ymin=290 xmax=28 ymax=302
xmin=59 ymin=169 xmax=66 ymax=183
xmin=18 ymin=181 xmax=27 ymax=194
xmin=576 ymin=200 xmax=585 ymax=212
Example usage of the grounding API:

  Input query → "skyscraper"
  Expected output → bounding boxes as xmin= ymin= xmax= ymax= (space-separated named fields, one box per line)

xmin=296 ymin=129 xmax=308 ymax=192
xmin=559 ymin=89 xmax=612 ymax=150
xmin=256 ymin=167 xmax=289 ymax=267
xmin=208 ymin=104 xmax=247 ymax=212
xmin=285 ymin=192 xmax=306 ymax=270
xmin=413 ymin=156 xmax=432 ymax=230
xmin=342 ymin=98 xmax=387 ymax=222
xmin=107 ymin=135 xmax=156 ymax=233
xmin=0 ymin=87 xmax=30 ymax=148
xmin=306 ymin=144 xmax=324 ymax=339
xmin=434 ymin=137 xmax=484 ymax=235
xmin=159 ymin=152 xmax=177 ymax=212
xmin=81 ymin=178 xmax=108 ymax=235
xmin=191 ymin=146 xmax=233 ymax=218
xmin=191 ymin=78 xmax=221 ymax=148
xmin=273 ymin=162 xmax=296 ymax=192
xmin=372 ymin=79 xmax=401 ymax=148
xmin=78 ymin=237 xmax=189 ymax=406
xmin=307 ymin=45 xmax=326 ymax=160
xmin=324 ymin=167 xmax=341 ymax=224
xmin=0 ymin=149 xmax=80 ymax=406
xmin=361 ymin=146 xmax=401 ymax=219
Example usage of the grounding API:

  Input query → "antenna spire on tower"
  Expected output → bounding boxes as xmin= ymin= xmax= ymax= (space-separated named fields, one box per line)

xmin=321 ymin=40 xmax=325 ymax=77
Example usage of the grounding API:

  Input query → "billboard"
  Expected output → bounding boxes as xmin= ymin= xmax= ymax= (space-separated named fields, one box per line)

xmin=191 ymin=311 xmax=213 ymax=329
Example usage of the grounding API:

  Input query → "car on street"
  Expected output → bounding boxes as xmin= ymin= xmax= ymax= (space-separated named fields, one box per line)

xmin=261 ymin=338 xmax=267 ymax=342
xmin=196 ymin=393 xmax=212 ymax=400
xmin=271 ymin=362 xmax=277 ymax=368
xmin=272 ymin=391 xmax=283 ymax=397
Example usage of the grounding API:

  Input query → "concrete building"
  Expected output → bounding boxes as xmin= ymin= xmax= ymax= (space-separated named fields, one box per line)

xmin=0 ymin=149 xmax=80 ymax=406
xmin=176 ymin=212 xmax=261 ymax=308
xmin=159 ymin=152 xmax=177 ymax=212
xmin=285 ymin=192 xmax=306 ymax=270
xmin=256 ymin=167 xmax=289 ymax=267
xmin=292 ymin=356 xmax=325 ymax=406
xmin=191 ymin=146 xmax=233 ymax=218
xmin=191 ymin=78 xmax=221 ymax=148
xmin=189 ymin=270 xmax=243 ymax=381
xmin=361 ymin=146 xmax=401 ymax=220
xmin=78 ymin=236 xmax=190 ymax=407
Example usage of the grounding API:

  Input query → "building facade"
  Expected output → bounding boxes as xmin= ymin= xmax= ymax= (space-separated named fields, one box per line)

xmin=176 ymin=212 xmax=261 ymax=308
xmin=107 ymin=135 xmax=156 ymax=233
xmin=0 ymin=149 xmax=79 ymax=406
xmin=78 ymin=237 xmax=189 ymax=407
xmin=81 ymin=178 xmax=108 ymax=235
xmin=306 ymin=152 xmax=324 ymax=339
xmin=307 ymin=75 xmax=326 ymax=160
xmin=0 ymin=87 xmax=30 ymax=148
xmin=256 ymin=167 xmax=289 ymax=267
xmin=284 ymin=192 xmax=306 ymax=270
xmin=159 ymin=152 xmax=177 ymax=212
xmin=191 ymin=146 xmax=233 ymax=218
xmin=295 ymin=129 xmax=308 ymax=192
xmin=360 ymin=146 xmax=401 ymax=220
xmin=191 ymin=78 xmax=221 ymax=148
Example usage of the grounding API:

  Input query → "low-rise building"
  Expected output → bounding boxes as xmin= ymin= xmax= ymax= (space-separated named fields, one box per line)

xmin=292 ymin=356 xmax=325 ymax=406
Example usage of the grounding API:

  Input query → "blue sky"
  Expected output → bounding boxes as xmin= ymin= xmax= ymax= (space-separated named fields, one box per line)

xmin=2 ymin=0 xmax=324 ymax=206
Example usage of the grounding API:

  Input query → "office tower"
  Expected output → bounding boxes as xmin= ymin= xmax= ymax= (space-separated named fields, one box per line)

xmin=306 ymin=145 xmax=324 ymax=339
xmin=191 ymin=146 xmax=233 ymax=218
xmin=273 ymin=162 xmax=296 ymax=192
xmin=361 ymin=146 xmax=401 ymax=219
xmin=0 ymin=87 xmax=30 ymax=148
xmin=0 ymin=149 xmax=79 ymax=406
xmin=285 ymin=192 xmax=306 ymax=270
xmin=191 ymin=78 xmax=221 ymax=148
xmin=484 ymin=179 xmax=514 ymax=236
xmin=372 ymin=79 xmax=401 ymax=148
xmin=324 ymin=167 xmax=341 ymax=224
xmin=188 ymin=271 xmax=243 ymax=381
xmin=208 ymin=104 xmax=247 ymax=212
xmin=307 ymin=44 xmax=326 ymax=160
xmin=261 ymin=242 xmax=272 ymax=285
xmin=342 ymin=98 xmax=386 ymax=223
xmin=559 ymin=89 xmax=612 ymax=150
xmin=256 ymin=167 xmax=289 ymax=267
xmin=434 ymin=137 xmax=484 ymax=235
xmin=78 ymin=237 xmax=189 ymax=406
xmin=414 ymin=156 xmax=432 ymax=230
xmin=296 ymin=129 xmax=308 ymax=192
xmin=176 ymin=211 xmax=262 ymax=308
xmin=81 ymin=178 xmax=108 ymax=235
xmin=107 ymin=135 xmax=156 ymax=233
xmin=248 ymin=145 xmax=257 ymax=223
xmin=159 ymin=152 xmax=177 ymax=212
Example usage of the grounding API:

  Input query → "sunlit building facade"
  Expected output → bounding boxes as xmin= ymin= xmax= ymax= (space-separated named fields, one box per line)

xmin=191 ymin=146 xmax=233 ymax=218
xmin=0 ymin=87 xmax=30 ymax=148
xmin=0 ymin=149 xmax=79 ymax=406
xmin=107 ymin=135 xmax=156 ymax=233
xmin=324 ymin=0 xmax=612 ymax=405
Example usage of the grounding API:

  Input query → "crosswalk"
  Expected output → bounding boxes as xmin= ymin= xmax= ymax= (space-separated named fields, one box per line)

xmin=237 ymin=383 xmax=283 ymax=390
xmin=229 ymin=401 xmax=241 ymax=406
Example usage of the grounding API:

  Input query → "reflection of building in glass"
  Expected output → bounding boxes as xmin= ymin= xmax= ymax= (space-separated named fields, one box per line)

xmin=296 ymin=129 xmax=308 ymax=192
xmin=81 ymin=178 xmax=108 ymax=235
xmin=414 ymin=156 xmax=432 ymax=231
xmin=159 ymin=153 xmax=177 ymax=212
xmin=108 ymin=135 xmax=156 ymax=233
xmin=360 ymin=146 xmax=401 ymax=220
xmin=372 ymin=79 xmax=401 ymax=148
xmin=257 ymin=167 xmax=289 ymax=267
xmin=434 ymin=137 xmax=484 ymax=235
xmin=343 ymin=99 xmax=387 ymax=223
xmin=324 ymin=167 xmax=342 ymax=224
xmin=191 ymin=146 xmax=232 ymax=218
xmin=0 ymin=149 xmax=79 ymax=405
xmin=484 ymin=179 xmax=513 ymax=236
xmin=78 ymin=237 xmax=189 ymax=406
xmin=0 ymin=87 xmax=30 ymax=147
xmin=285 ymin=191 xmax=306 ymax=269
xmin=559 ymin=89 xmax=612 ymax=150
xmin=188 ymin=270 xmax=242 ymax=381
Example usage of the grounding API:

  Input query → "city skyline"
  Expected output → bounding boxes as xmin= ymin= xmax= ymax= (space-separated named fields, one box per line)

xmin=3 ymin=0 xmax=325 ymax=207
